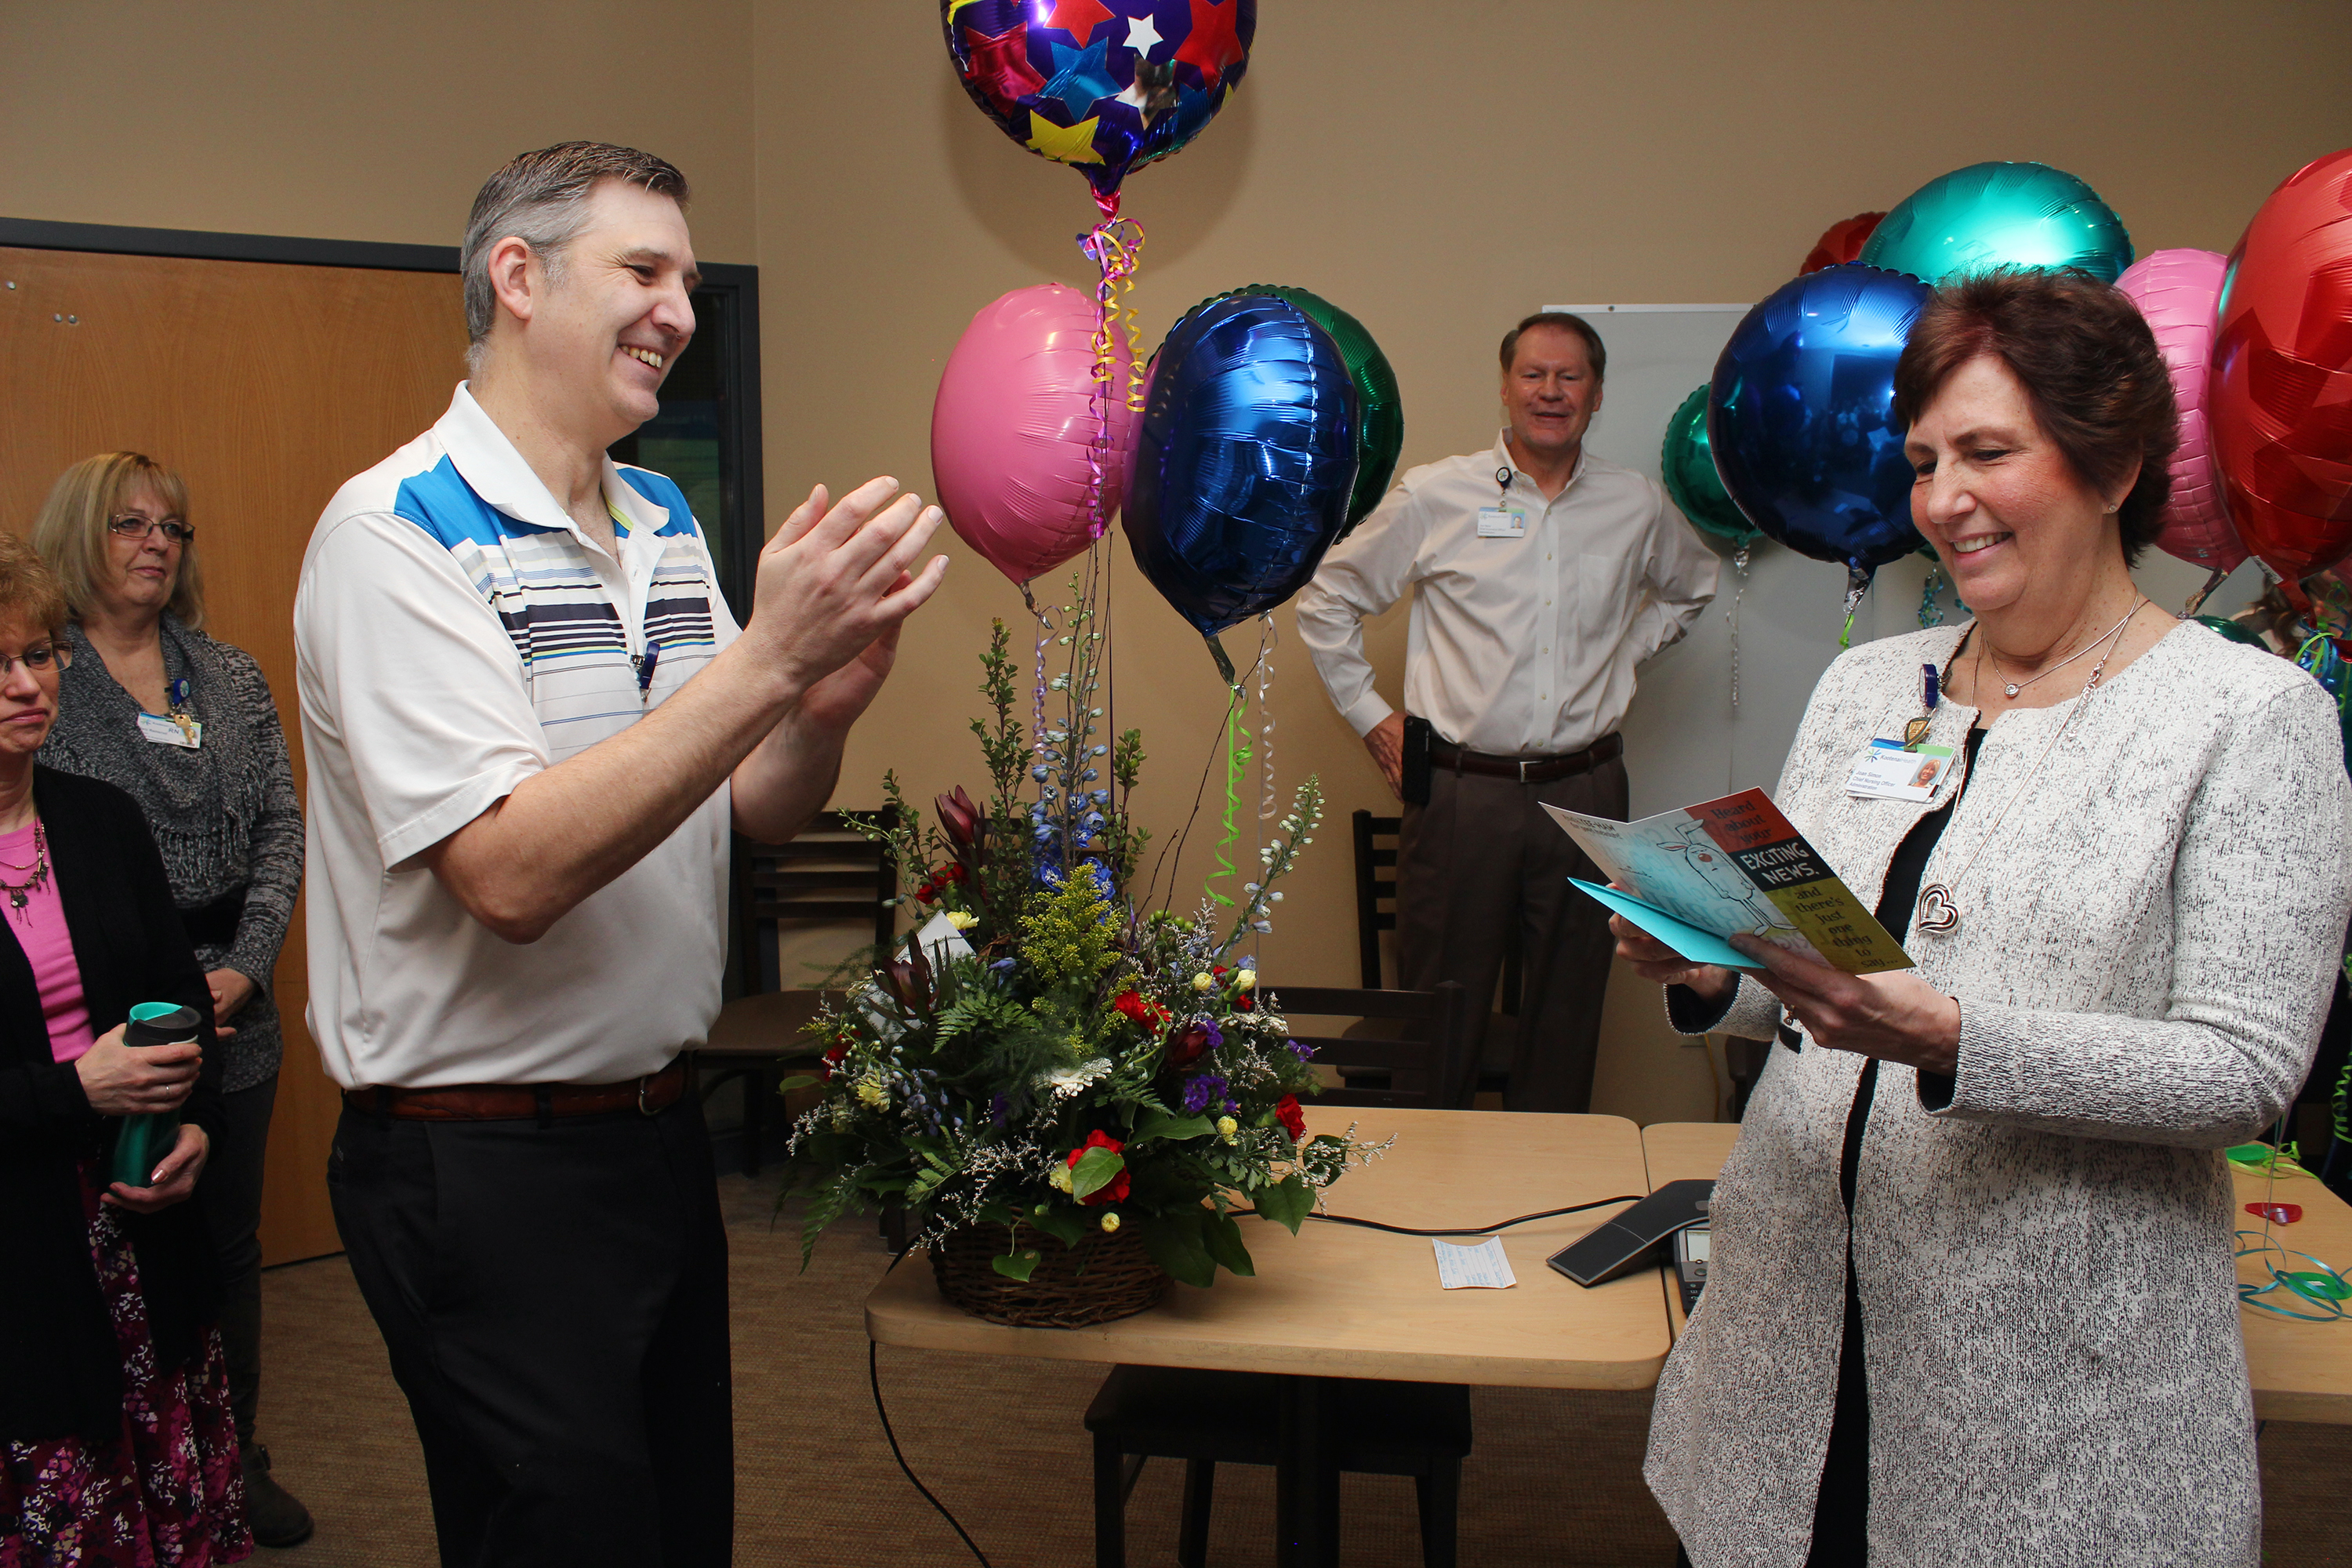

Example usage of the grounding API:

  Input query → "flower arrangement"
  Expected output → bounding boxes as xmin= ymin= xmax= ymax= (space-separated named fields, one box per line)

xmin=783 ymin=597 xmax=1384 ymax=1298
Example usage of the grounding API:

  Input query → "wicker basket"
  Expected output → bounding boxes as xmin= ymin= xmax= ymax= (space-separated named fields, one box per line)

xmin=929 ymin=1220 xmax=1170 ymax=1328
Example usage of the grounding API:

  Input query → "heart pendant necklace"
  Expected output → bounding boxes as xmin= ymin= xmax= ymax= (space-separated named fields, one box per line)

xmin=1915 ymin=600 xmax=2144 ymax=937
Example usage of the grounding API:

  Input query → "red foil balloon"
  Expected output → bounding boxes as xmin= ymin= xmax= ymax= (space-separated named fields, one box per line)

xmin=2115 ymin=249 xmax=2245 ymax=573
xmin=1802 ymin=212 xmax=1884 ymax=274
xmin=2212 ymin=147 xmax=2352 ymax=579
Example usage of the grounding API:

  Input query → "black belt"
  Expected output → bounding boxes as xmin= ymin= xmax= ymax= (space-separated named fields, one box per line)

xmin=180 ymin=887 xmax=247 ymax=949
xmin=1428 ymin=732 xmax=1623 ymax=784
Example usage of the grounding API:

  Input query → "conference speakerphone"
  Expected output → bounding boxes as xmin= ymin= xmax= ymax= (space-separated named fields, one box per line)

xmin=1546 ymin=1178 xmax=1715 ymax=1287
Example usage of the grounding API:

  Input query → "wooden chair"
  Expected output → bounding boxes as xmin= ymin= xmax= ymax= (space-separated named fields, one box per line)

xmin=1350 ymin=809 xmax=1520 ymax=1100
xmin=1084 ymin=1366 xmax=1472 ymax=1568
xmin=1272 ymin=982 xmax=1472 ymax=1111
xmin=688 ymin=807 xmax=898 ymax=1174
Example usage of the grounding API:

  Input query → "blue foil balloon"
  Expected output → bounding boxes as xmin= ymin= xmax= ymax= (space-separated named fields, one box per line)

xmin=1860 ymin=161 xmax=2134 ymax=285
xmin=1708 ymin=265 xmax=1932 ymax=576
xmin=1124 ymin=295 xmax=1359 ymax=659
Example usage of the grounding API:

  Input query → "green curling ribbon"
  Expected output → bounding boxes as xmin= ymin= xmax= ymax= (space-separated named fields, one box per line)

xmin=1661 ymin=384 xmax=1762 ymax=546
xmin=2235 ymin=1229 xmax=2351 ymax=1322
xmin=2227 ymin=1141 xmax=2313 ymax=1178
xmin=1202 ymin=284 xmax=1403 ymax=537
xmin=1205 ymin=687 xmax=1250 ymax=909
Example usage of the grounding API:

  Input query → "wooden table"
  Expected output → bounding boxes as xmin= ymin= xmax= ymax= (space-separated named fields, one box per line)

xmin=1639 ymin=1122 xmax=2352 ymax=1423
xmin=866 ymin=1108 xmax=1664 ymax=1565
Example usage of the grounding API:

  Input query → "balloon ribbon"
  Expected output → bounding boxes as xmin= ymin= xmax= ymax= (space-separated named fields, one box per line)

xmin=1205 ymin=682 xmax=1250 ymax=909
xmin=1838 ymin=566 xmax=1871 ymax=651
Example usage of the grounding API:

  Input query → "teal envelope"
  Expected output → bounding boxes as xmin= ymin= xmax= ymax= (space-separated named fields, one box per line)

xmin=1570 ymin=879 xmax=1765 ymax=971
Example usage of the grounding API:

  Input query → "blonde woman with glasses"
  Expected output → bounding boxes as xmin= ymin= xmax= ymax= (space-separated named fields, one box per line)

xmin=30 ymin=452 xmax=310 ymax=1548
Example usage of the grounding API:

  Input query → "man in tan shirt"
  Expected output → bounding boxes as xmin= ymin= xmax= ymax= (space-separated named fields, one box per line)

xmin=1298 ymin=312 xmax=1716 ymax=1111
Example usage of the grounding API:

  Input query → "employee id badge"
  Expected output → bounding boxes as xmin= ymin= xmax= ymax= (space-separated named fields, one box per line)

xmin=1475 ymin=506 xmax=1527 ymax=539
xmin=136 ymin=712 xmax=202 ymax=749
xmin=1846 ymin=738 xmax=1951 ymax=801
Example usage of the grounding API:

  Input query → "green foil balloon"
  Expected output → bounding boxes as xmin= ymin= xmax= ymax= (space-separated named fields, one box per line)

xmin=1860 ymin=161 xmax=2134 ymax=285
xmin=1218 ymin=284 xmax=1403 ymax=534
xmin=1661 ymin=384 xmax=1761 ymax=545
xmin=2194 ymin=613 xmax=2267 ymax=648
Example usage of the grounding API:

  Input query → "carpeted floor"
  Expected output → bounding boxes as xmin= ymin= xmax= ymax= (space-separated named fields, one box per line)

xmin=252 ymin=1171 xmax=2352 ymax=1566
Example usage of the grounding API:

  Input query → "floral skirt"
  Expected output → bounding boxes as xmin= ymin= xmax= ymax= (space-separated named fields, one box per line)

xmin=1 ymin=1164 xmax=250 ymax=1568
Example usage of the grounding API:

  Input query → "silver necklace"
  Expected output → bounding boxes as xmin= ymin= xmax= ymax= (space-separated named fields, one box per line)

xmin=1916 ymin=604 xmax=2143 ymax=937
xmin=1981 ymin=601 xmax=2143 ymax=699
xmin=0 ymin=818 xmax=50 ymax=921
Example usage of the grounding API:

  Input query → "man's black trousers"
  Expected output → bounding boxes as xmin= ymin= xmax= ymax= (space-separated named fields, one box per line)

xmin=328 ymin=1091 xmax=732 ymax=1568
xmin=1397 ymin=752 xmax=1629 ymax=1112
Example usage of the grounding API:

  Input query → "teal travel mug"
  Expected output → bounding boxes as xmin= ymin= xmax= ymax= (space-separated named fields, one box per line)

xmin=108 ymin=1002 xmax=200 ymax=1189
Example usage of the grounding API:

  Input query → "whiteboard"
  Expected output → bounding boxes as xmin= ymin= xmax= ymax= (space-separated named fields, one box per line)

xmin=1537 ymin=303 xmax=2264 ymax=817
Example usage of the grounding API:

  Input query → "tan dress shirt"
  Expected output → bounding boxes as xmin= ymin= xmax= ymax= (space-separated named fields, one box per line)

xmin=1298 ymin=434 xmax=1719 ymax=756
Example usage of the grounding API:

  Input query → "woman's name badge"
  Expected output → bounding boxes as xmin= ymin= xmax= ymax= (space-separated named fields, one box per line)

xmin=1846 ymin=738 xmax=1951 ymax=801
xmin=137 ymin=712 xmax=201 ymax=749
xmin=1475 ymin=506 xmax=1527 ymax=539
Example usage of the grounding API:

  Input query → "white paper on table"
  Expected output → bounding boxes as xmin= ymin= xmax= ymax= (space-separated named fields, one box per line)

xmin=1432 ymin=1236 xmax=1517 ymax=1289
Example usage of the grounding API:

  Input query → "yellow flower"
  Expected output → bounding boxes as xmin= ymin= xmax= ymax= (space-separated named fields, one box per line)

xmin=1100 ymin=1212 xmax=1122 ymax=1233
xmin=1192 ymin=972 xmax=1214 ymax=991
xmin=1216 ymin=1116 xmax=1239 ymax=1138
xmin=855 ymin=1078 xmax=888 ymax=1109
xmin=1235 ymin=969 xmax=1257 ymax=989
xmin=946 ymin=910 xmax=978 ymax=931
xmin=1048 ymin=1163 xmax=1075 ymax=1193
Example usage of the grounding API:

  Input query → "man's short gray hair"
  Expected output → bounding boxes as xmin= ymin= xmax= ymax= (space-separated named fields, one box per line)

xmin=460 ymin=142 xmax=691 ymax=370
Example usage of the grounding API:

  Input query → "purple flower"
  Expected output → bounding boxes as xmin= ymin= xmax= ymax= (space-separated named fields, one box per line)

xmin=1181 ymin=1074 xmax=1234 ymax=1116
xmin=1287 ymin=1039 xmax=1315 ymax=1061
xmin=989 ymin=1092 xmax=1011 ymax=1129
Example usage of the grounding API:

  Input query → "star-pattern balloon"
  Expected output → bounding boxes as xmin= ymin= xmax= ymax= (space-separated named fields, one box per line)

xmin=942 ymin=0 xmax=1255 ymax=216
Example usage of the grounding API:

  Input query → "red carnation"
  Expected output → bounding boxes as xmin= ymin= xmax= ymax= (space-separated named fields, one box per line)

xmin=1067 ymin=1131 xmax=1131 ymax=1205
xmin=1233 ymin=993 xmax=1254 ymax=1011
xmin=1113 ymin=990 xmax=1169 ymax=1030
xmin=1274 ymin=1094 xmax=1306 ymax=1142
xmin=819 ymin=1040 xmax=850 ymax=1082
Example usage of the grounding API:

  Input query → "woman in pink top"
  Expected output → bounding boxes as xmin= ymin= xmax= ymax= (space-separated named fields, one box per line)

xmin=0 ymin=533 xmax=247 ymax=1565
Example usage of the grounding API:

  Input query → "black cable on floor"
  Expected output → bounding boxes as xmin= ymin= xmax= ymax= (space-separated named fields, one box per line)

xmin=870 ymin=1246 xmax=994 ymax=1568
xmin=1246 ymin=1192 xmax=1649 ymax=1238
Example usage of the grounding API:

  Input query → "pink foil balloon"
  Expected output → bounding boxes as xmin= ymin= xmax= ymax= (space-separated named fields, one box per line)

xmin=931 ymin=283 xmax=1139 ymax=586
xmin=2115 ymin=248 xmax=2245 ymax=573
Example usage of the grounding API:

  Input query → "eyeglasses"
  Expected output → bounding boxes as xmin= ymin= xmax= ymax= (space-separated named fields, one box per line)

xmin=0 ymin=644 xmax=70 ymax=677
xmin=107 ymin=514 xmax=194 ymax=546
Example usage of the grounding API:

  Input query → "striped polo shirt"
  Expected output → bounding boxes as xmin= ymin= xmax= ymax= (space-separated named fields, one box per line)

xmin=295 ymin=383 xmax=742 ymax=1089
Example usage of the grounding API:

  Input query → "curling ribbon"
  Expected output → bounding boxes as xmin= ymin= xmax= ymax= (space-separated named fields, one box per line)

xmin=1204 ymin=684 xmax=1250 ymax=909
xmin=1838 ymin=566 xmax=1870 ymax=651
xmin=1080 ymin=219 xmax=1149 ymax=414
xmin=1727 ymin=546 xmax=1750 ymax=710
xmin=1255 ymin=614 xmax=1278 ymax=822
xmin=1918 ymin=564 xmax=1947 ymax=630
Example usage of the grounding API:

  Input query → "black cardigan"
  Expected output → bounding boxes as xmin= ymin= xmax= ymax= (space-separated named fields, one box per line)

xmin=0 ymin=765 xmax=220 ymax=1441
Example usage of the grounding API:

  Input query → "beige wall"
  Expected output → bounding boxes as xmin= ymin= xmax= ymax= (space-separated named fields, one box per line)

xmin=0 ymin=0 xmax=758 ymax=264
xmin=751 ymin=0 xmax=2352 ymax=1123
xmin=9 ymin=1 xmax=2348 ymax=1121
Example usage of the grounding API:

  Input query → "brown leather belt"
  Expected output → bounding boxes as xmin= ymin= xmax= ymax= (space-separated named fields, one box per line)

xmin=343 ymin=1058 xmax=688 ymax=1121
xmin=1428 ymin=731 xmax=1623 ymax=784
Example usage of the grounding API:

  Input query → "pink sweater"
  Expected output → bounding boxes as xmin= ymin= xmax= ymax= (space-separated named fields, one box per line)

xmin=0 ymin=819 xmax=93 ymax=1063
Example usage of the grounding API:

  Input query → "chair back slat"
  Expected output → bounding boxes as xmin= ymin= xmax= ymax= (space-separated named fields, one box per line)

xmin=1350 ymin=811 xmax=1402 ymax=989
xmin=735 ymin=804 xmax=900 ymax=996
xmin=1264 ymin=981 xmax=1471 ymax=1110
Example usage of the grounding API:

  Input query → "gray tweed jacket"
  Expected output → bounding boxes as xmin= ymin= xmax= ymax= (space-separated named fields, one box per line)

xmin=40 ymin=615 xmax=302 ymax=1091
xmin=1648 ymin=620 xmax=2352 ymax=1567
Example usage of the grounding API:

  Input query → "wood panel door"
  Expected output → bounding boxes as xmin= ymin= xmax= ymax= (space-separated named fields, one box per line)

xmin=0 ymin=246 xmax=466 ymax=1264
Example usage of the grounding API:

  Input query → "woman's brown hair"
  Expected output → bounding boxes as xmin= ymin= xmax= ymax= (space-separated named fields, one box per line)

xmin=1892 ymin=267 xmax=2178 ymax=566
xmin=0 ymin=530 xmax=71 ymax=640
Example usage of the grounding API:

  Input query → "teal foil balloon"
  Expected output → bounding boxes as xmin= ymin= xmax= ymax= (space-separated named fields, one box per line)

xmin=1860 ymin=161 xmax=2134 ymax=285
xmin=1660 ymin=384 xmax=1760 ymax=545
